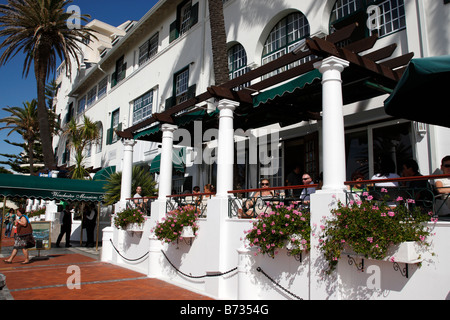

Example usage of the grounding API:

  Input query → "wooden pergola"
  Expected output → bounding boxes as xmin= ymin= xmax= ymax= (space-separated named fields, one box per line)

xmin=118 ymin=23 xmax=413 ymax=142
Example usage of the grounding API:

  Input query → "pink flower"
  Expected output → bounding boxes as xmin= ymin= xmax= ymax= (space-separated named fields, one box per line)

xmin=381 ymin=188 xmax=388 ymax=193
xmin=396 ymin=196 xmax=403 ymax=202
xmin=388 ymin=211 xmax=395 ymax=217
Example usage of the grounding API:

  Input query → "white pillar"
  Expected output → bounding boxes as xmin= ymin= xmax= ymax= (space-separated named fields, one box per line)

xmin=158 ymin=124 xmax=178 ymax=200
xmin=314 ymin=56 xmax=349 ymax=192
xmin=119 ymin=139 xmax=136 ymax=210
xmin=309 ymin=56 xmax=349 ymax=300
xmin=216 ymin=99 xmax=239 ymax=198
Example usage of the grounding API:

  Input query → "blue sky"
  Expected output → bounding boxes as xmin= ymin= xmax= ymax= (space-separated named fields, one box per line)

xmin=0 ymin=0 xmax=159 ymax=170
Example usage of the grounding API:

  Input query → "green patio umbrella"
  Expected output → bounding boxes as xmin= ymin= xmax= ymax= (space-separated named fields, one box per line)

xmin=384 ymin=55 xmax=450 ymax=128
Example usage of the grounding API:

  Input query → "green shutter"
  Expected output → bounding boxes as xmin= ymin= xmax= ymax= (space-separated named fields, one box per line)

xmin=106 ymin=128 xmax=113 ymax=145
xmin=190 ymin=2 xmax=199 ymax=27
xmin=169 ymin=20 xmax=179 ymax=43
xmin=165 ymin=96 xmax=175 ymax=110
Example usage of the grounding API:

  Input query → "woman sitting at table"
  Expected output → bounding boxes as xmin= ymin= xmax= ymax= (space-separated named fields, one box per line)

xmin=239 ymin=179 xmax=274 ymax=218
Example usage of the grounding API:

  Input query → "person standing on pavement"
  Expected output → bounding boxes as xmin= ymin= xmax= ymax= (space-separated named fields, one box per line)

xmin=83 ymin=204 xmax=97 ymax=247
xmin=3 ymin=208 xmax=34 ymax=264
xmin=56 ymin=202 xmax=72 ymax=248
xmin=4 ymin=208 xmax=14 ymax=238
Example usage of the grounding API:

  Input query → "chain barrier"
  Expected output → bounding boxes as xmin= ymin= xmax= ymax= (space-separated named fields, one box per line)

xmin=109 ymin=239 xmax=149 ymax=262
xmin=161 ymin=250 xmax=237 ymax=279
xmin=109 ymin=240 xmax=302 ymax=299
xmin=256 ymin=267 xmax=303 ymax=300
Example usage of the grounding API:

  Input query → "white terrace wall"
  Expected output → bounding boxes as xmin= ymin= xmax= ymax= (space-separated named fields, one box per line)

xmin=102 ymin=196 xmax=450 ymax=300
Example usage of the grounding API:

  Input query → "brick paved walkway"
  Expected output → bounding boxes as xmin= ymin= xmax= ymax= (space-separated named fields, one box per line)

xmin=0 ymin=234 xmax=213 ymax=300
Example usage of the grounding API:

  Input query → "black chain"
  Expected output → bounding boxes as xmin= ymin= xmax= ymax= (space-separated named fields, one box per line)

xmin=161 ymin=250 xmax=237 ymax=279
xmin=109 ymin=239 xmax=149 ymax=262
xmin=257 ymin=267 xmax=303 ymax=300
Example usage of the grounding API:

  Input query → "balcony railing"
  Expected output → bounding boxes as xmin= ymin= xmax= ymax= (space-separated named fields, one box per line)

xmin=166 ymin=193 xmax=216 ymax=218
xmin=344 ymin=174 xmax=450 ymax=220
xmin=125 ymin=196 xmax=157 ymax=216
xmin=227 ymin=185 xmax=318 ymax=219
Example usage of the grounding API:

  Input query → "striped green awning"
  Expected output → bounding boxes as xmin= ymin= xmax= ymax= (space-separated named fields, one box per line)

xmin=0 ymin=174 xmax=106 ymax=202
xmin=253 ymin=69 xmax=322 ymax=108
xmin=150 ymin=148 xmax=185 ymax=174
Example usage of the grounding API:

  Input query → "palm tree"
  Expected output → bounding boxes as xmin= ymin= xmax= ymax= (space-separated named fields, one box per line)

xmin=103 ymin=166 xmax=158 ymax=206
xmin=64 ymin=115 xmax=99 ymax=179
xmin=0 ymin=0 xmax=95 ymax=170
xmin=208 ymin=0 xmax=229 ymax=86
xmin=0 ymin=100 xmax=39 ymax=175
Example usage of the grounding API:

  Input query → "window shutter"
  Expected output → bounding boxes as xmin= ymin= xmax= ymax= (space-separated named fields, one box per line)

xmin=187 ymin=84 xmax=197 ymax=100
xmin=106 ymin=128 xmax=113 ymax=145
xmin=190 ymin=2 xmax=199 ymax=27
xmin=165 ymin=96 xmax=175 ymax=110
xmin=169 ymin=20 xmax=179 ymax=43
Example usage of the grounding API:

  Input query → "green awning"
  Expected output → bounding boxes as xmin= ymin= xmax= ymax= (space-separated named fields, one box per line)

xmin=134 ymin=109 xmax=219 ymax=141
xmin=150 ymin=148 xmax=185 ymax=174
xmin=253 ymin=69 xmax=322 ymax=108
xmin=384 ymin=55 xmax=450 ymax=128
xmin=0 ymin=174 xmax=106 ymax=202
xmin=93 ymin=166 xmax=116 ymax=181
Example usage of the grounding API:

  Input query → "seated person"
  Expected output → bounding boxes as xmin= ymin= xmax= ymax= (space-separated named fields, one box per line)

xmin=299 ymin=173 xmax=316 ymax=206
xmin=435 ymin=156 xmax=450 ymax=215
xmin=371 ymin=157 xmax=400 ymax=187
xmin=239 ymin=179 xmax=274 ymax=218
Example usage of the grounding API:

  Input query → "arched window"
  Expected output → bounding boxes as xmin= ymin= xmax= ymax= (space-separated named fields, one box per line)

xmin=228 ymin=43 xmax=249 ymax=89
xmin=262 ymin=12 xmax=311 ymax=78
xmin=330 ymin=0 xmax=405 ymax=41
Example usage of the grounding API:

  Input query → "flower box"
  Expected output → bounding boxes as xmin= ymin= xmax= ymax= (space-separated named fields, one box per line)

xmin=344 ymin=241 xmax=422 ymax=264
xmin=181 ymin=226 xmax=195 ymax=238
xmin=125 ymin=223 xmax=145 ymax=233
xmin=383 ymin=241 xmax=422 ymax=264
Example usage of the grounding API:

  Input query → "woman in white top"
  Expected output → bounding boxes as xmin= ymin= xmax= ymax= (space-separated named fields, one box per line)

xmin=435 ymin=156 xmax=450 ymax=215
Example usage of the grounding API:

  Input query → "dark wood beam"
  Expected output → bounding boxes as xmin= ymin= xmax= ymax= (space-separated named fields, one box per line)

xmin=207 ymin=86 xmax=253 ymax=104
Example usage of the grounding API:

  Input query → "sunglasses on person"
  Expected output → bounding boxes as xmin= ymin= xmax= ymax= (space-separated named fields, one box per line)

xmin=444 ymin=164 xmax=450 ymax=168
xmin=261 ymin=182 xmax=270 ymax=186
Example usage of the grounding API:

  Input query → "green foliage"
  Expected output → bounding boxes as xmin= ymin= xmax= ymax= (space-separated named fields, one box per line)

xmin=113 ymin=207 xmax=145 ymax=230
xmin=245 ymin=203 xmax=310 ymax=258
xmin=153 ymin=205 xmax=200 ymax=244
xmin=319 ymin=192 xmax=437 ymax=273
xmin=103 ymin=166 xmax=158 ymax=205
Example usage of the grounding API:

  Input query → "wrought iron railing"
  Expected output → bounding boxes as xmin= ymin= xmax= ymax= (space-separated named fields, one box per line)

xmin=344 ymin=174 xmax=450 ymax=219
xmin=125 ymin=196 xmax=157 ymax=216
xmin=227 ymin=185 xmax=318 ymax=219
xmin=166 ymin=193 xmax=215 ymax=218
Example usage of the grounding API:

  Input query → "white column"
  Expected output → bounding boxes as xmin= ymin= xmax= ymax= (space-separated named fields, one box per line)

xmin=314 ymin=56 xmax=349 ymax=192
xmin=158 ymin=124 xmax=178 ymax=200
xmin=119 ymin=139 xmax=136 ymax=210
xmin=216 ymin=99 xmax=239 ymax=198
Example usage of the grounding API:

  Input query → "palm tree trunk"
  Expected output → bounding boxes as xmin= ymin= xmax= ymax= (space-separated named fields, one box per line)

xmin=34 ymin=54 xmax=56 ymax=170
xmin=208 ymin=0 xmax=229 ymax=86
xmin=27 ymin=140 xmax=35 ymax=176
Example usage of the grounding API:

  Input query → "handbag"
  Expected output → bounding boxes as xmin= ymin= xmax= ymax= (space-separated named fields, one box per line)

xmin=26 ymin=234 xmax=36 ymax=249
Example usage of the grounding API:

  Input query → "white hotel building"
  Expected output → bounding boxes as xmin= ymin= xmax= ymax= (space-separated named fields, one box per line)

xmin=52 ymin=0 xmax=450 ymax=300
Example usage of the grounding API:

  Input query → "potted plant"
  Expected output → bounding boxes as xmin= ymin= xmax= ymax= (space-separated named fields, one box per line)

xmin=318 ymin=191 xmax=437 ymax=273
xmin=244 ymin=203 xmax=310 ymax=258
xmin=113 ymin=207 xmax=146 ymax=232
xmin=153 ymin=205 xmax=200 ymax=244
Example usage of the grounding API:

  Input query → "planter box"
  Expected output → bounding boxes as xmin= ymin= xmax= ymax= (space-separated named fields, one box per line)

xmin=384 ymin=241 xmax=422 ymax=264
xmin=181 ymin=226 xmax=195 ymax=238
xmin=125 ymin=223 xmax=145 ymax=233
xmin=344 ymin=241 xmax=422 ymax=264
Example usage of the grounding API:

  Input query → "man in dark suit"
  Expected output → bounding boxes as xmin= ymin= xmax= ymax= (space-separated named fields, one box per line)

xmin=56 ymin=202 xmax=72 ymax=248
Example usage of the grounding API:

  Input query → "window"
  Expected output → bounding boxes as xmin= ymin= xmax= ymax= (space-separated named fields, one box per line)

xmin=330 ymin=0 xmax=405 ymax=41
xmin=138 ymin=33 xmax=159 ymax=66
xmin=165 ymin=66 xmax=196 ymax=110
xmin=77 ymin=96 xmax=86 ymax=115
xmin=175 ymin=68 xmax=189 ymax=104
xmin=86 ymin=86 xmax=97 ymax=107
xmin=111 ymin=56 xmax=127 ymax=88
xmin=133 ymin=90 xmax=154 ymax=125
xmin=169 ymin=0 xmax=199 ymax=43
xmin=106 ymin=109 xmax=122 ymax=145
xmin=98 ymin=77 xmax=107 ymax=99
xmin=228 ymin=43 xmax=250 ymax=89
xmin=262 ymin=12 xmax=311 ymax=78
xmin=345 ymin=121 xmax=413 ymax=180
